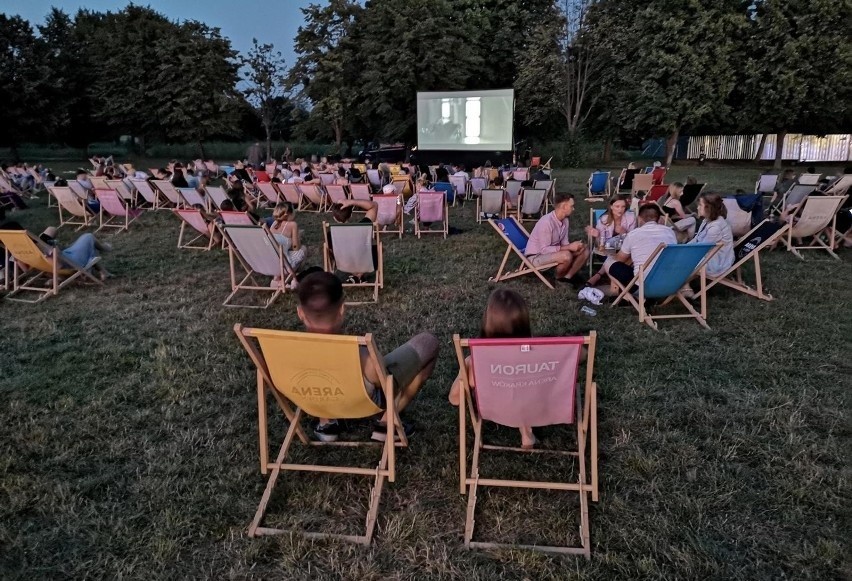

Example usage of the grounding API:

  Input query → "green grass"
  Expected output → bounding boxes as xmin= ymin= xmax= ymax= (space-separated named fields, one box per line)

xmin=1 ymin=162 xmax=849 ymax=579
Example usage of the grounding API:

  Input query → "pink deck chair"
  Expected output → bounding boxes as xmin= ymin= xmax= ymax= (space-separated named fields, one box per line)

xmin=449 ymin=175 xmax=468 ymax=207
xmin=68 ymin=181 xmax=89 ymax=201
xmin=298 ymin=183 xmax=326 ymax=212
xmin=277 ymin=183 xmax=302 ymax=207
xmin=325 ymin=184 xmax=348 ymax=205
xmin=130 ymin=179 xmax=159 ymax=208
xmin=349 ymin=183 xmax=371 ymax=202
xmin=222 ymin=225 xmax=296 ymax=308
xmin=319 ymin=172 xmax=335 ymax=186
xmin=50 ymin=186 xmax=94 ymax=230
xmin=512 ymin=167 xmax=530 ymax=181
xmin=174 ymin=208 xmax=213 ymax=250
xmin=151 ymin=180 xmax=181 ymax=208
xmin=205 ymin=186 xmax=229 ymax=210
xmin=105 ymin=179 xmax=134 ymax=202
xmin=96 ymin=189 xmax=143 ymax=232
xmin=178 ymin=187 xmax=208 ymax=210
xmin=373 ymin=194 xmax=403 ymax=238
xmin=414 ymin=191 xmax=448 ymax=238
xmin=255 ymin=182 xmax=281 ymax=207
xmin=454 ymin=333 xmax=599 ymax=557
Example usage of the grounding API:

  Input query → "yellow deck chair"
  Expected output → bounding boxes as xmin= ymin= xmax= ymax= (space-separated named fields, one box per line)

xmin=233 ymin=325 xmax=408 ymax=544
xmin=0 ymin=229 xmax=102 ymax=303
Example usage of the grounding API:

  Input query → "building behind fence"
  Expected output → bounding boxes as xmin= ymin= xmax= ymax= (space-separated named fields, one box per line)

xmin=686 ymin=134 xmax=851 ymax=162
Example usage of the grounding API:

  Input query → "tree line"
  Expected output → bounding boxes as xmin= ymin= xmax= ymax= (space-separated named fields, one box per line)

xmin=1 ymin=0 xmax=849 ymax=165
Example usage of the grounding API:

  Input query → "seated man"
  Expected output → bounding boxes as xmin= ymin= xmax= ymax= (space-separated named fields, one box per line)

xmin=524 ymin=192 xmax=589 ymax=287
xmin=607 ymin=202 xmax=677 ymax=291
xmin=296 ymin=272 xmax=439 ymax=442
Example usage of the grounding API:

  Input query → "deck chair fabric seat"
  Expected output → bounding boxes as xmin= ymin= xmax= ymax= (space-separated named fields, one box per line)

xmin=512 ymin=168 xmax=530 ymax=181
xmin=323 ymin=222 xmax=383 ymax=304
xmin=755 ymin=174 xmax=778 ymax=195
xmin=277 ymin=183 xmax=302 ymax=207
xmin=631 ymin=173 xmax=654 ymax=196
xmin=233 ymin=326 xmax=406 ymax=544
xmin=587 ymin=171 xmax=610 ymax=200
xmin=783 ymin=195 xmax=848 ymax=259
xmin=414 ymin=191 xmax=448 ymax=238
xmin=517 ymin=188 xmax=547 ymax=222
xmin=477 ymin=189 xmax=506 ymax=223
xmin=151 ymin=180 xmax=182 ymax=207
xmin=373 ymin=194 xmax=403 ymax=238
xmin=174 ymin=208 xmax=213 ymax=250
xmin=96 ymin=189 xmax=143 ymax=232
xmin=504 ymin=180 xmax=523 ymax=210
xmin=488 ymin=217 xmax=557 ymax=289
xmin=298 ymin=184 xmax=326 ymax=212
xmin=129 ymin=179 xmax=160 ymax=208
xmin=349 ymin=183 xmax=372 ymax=202
xmin=324 ymin=184 xmax=348 ymax=206
xmin=205 ymin=186 xmax=230 ymax=210
xmin=255 ymin=182 xmax=281 ymax=207
xmin=50 ymin=186 xmax=94 ymax=230
xmin=222 ymin=225 xmax=296 ymax=308
xmin=176 ymin=187 xmax=208 ymax=210
xmin=722 ymin=198 xmax=753 ymax=237
xmin=454 ymin=333 xmax=599 ymax=557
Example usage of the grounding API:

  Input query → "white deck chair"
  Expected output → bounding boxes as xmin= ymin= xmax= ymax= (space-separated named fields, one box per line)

xmin=323 ymin=221 xmax=383 ymax=304
xmin=50 ymin=186 xmax=94 ymax=230
xmin=825 ymin=174 xmax=852 ymax=197
xmin=130 ymin=179 xmax=160 ymax=208
xmin=205 ymin=186 xmax=230 ymax=210
xmin=517 ymin=188 xmax=547 ymax=222
xmin=105 ymin=179 xmax=134 ymax=203
xmin=722 ymin=198 xmax=753 ymax=238
xmin=797 ymin=173 xmax=821 ymax=186
xmin=504 ymin=180 xmax=522 ymax=211
xmin=477 ymin=189 xmax=506 ymax=223
xmin=366 ymin=169 xmax=383 ymax=192
xmin=754 ymin=174 xmax=778 ymax=195
xmin=222 ymin=225 xmax=296 ymax=308
xmin=783 ymin=195 xmax=848 ymax=259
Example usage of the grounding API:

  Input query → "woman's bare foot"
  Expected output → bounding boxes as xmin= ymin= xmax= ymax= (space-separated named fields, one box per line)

xmin=520 ymin=426 xmax=536 ymax=449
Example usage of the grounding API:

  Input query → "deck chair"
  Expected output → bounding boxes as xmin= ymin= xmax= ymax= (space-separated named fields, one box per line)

xmin=722 ymin=198 xmax=754 ymax=237
xmin=366 ymin=169 xmax=383 ymax=191
xmin=797 ymin=173 xmax=821 ymax=186
xmin=204 ymin=186 xmax=229 ymax=210
xmin=298 ymin=184 xmax=326 ymax=212
xmin=177 ymin=187 xmax=208 ymax=210
xmin=680 ymin=183 xmax=705 ymax=208
xmin=174 ymin=208 xmax=214 ymax=250
xmin=783 ymin=195 xmax=847 ymax=259
xmin=825 ymin=174 xmax=852 ymax=197
xmin=414 ymin=191 xmax=448 ymax=238
xmin=324 ymin=184 xmax=348 ymax=206
xmin=222 ymin=225 xmax=295 ymax=308
xmin=533 ymin=179 xmax=555 ymax=210
xmin=631 ymin=173 xmax=654 ymax=196
xmin=254 ymin=170 xmax=271 ymax=183
xmin=449 ymin=175 xmax=469 ymax=206
xmin=755 ymin=174 xmax=778 ymax=196
xmin=432 ymin=182 xmax=455 ymax=205
xmin=96 ymin=189 xmax=142 ymax=232
xmin=651 ymin=167 xmax=667 ymax=185
xmin=151 ymin=180 xmax=181 ymax=208
xmin=68 ymin=181 xmax=89 ymax=200
xmin=373 ymin=194 xmax=404 ymax=239
xmin=469 ymin=177 xmax=488 ymax=199
xmin=611 ymin=242 xmax=721 ymax=330
xmin=646 ymin=184 xmax=668 ymax=203
xmin=277 ymin=183 xmax=302 ymax=207
xmin=0 ymin=229 xmax=102 ymax=303
xmin=322 ymin=221 xmax=383 ymax=304
xmin=488 ymin=217 xmax=557 ymax=289
xmin=513 ymin=167 xmax=530 ymax=181
xmin=50 ymin=186 xmax=94 ymax=230
xmin=454 ymin=333 xmax=598 ymax=557
xmin=391 ymin=174 xmax=414 ymax=197
xmin=233 ymin=325 xmax=406 ymax=543
xmin=105 ymin=179 xmax=134 ymax=203
xmin=706 ymin=220 xmax=790 ymax=301
xmin=587 ymin=171 xmax=610 ymax=201
xmin=349 ymin=183 xmax=372 ymax=203
xmin=477 ymin=189 xmax=506 ymax=223
xmin=319 ymin=172 xmax=335 ymax=186
xmin=517 ymin=188 xmax=547 ymax=222
xmin=504 ymin=180 xmax=523 ymax=211
xmin=255 ymin=182 xmax=281 ymax=207
xmin=771 ymin=184 xmax=813 ymax=215
xmin=130 ymin=179 xmax=160 ymax=208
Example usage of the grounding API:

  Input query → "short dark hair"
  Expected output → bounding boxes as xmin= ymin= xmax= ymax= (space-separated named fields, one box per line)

xmin=638 ymin=203 xmax=662 ymax=221
xmin=553 ymin=192 xmax=574 ymax=206
xmin=297 ymin=272 xmax=344 ymax=324
xmin=331 ymin=203 xmax=353 ymax=223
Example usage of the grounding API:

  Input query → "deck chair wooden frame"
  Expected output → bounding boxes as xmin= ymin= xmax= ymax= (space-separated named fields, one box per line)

xmin=631 ymin=173 xmax=654 ymax=196
xmin=373 ymin=194 xmax=404 ymax=239
xmin=1 ymin=229 xmax=103 ymax=303
xmin=151 ymin=180 xmax=182 ymax=208
xmin=477 ymin=189 xmax=507 ymax=223
xmin=414 ymin=191 xmax=448 ymax=238
xmin=611 ymin=242 xmax=722 ymax=330
xmin=322 ymin=221 xmax=384 ymax=304
xmin=487 ymin=217 xmax=556 ymax=289
xmin=453 ymin=333 xmax=599 ymax=557
xmin=298 ymin=184 xmax=327 ymax=212
xmin=233 ymin=325 xmax=408 ymax=544
xmin=783 ymin=195 xmax=847 ymax=260
xmin=174 ymin=208 xmax=214 ymax=250
xmin=96 ymin=189 xmax=142 ymax=233
xmin=222 ymin=225 xmax=295 ymax=308
xmin=449 ymin=175 xmax=469 ymax=207
xmin=129 ymin=179 xmax=160 ymax=208
xmin=50 ymin=186 xmax=94 ymax=231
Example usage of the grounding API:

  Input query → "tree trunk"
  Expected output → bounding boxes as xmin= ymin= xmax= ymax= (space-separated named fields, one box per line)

xmin=664 ymin=127 xmax=680 ymax=167
xmin=265 ymin=122 xmax=272 ymax=163
xmin=773 ymin=131 xmax=786 ymax=169
xmin=753 ymin=133 xmax=768 ymax=162
xmin=602 ymin=136 xmax=613 ymax=163
xmin=197 ymin=140 xmax=206 ymax=160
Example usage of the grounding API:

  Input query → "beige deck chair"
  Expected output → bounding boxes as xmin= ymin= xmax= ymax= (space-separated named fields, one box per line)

xmin=0 ymin=229 xmax=102 ymax=303
xmin=631 ymin=173 xmax=654 ymax=196
xmin=151 ymin=180 xmax=182 ymax=208
xmin=449 ymin=175 xmax=468 ymax=206
xmin=504 ymin=180 xmax=523 ymax=212
xmin=50 ymin=186 xmax=94 ymax=230
xmin=129 ymin=179 xmax=160 ymax=208
xmin=256 ymin=182 xmax=281 ymax=207
xmin=205 ymin=185 xmax=230 ymax=210
xmin=453 ymin=333 xmax=598 ymax=557
xmin=754 ymin=174 xmax=778 ymax=196
xmin=233 ymin=326 xmax=407 ymax=544
xmin=722 ymin=198 xmax=753 ymax=238
xmin=477 ymin=188 xmax=506 ymax=223
xmin=222 ymin=225 xmax=295 ymax=308
xmin=174 ymin=208 xmax=214 ymax=250
xmin=105 ymin=179 xmax=134 ymax=203
xmin=516 ymin=188 xmax=547 ymax=222
xmin=534 ymin=178 xmax=555 ymax=212
xmin=177 ymin=187 xmax=208 ymax=210
xmin=825 ymin=174 xmax=852 ymax=197
xmin=96 ymin=189 xmax=143 ymax=232
xmin=797 ymin=173 xmax=821 ymax=186
xmin=322 ymin=221 xmax=383 ymax=304
xmin=90 ymin=176 xmax=109 ymax=190
xmin=68 ymin=180 xmax=89 ymax=200
xmin=298 ymin=183 xmax=327 ymax=212
xmin=783 ymin=195 xmax=848 ymax=259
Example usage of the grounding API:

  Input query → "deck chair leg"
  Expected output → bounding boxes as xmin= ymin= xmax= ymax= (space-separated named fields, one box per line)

xmin=464 ymin=476 xmax=479 ymax=547
xmin=257 ymin=370 xmax=269 ymax=474
xmin=364 ymin=445 xmax=389 ymax=544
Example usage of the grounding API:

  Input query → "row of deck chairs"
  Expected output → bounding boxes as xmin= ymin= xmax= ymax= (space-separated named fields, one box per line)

xmin=234 ymin=324 xmax=598 ymax=556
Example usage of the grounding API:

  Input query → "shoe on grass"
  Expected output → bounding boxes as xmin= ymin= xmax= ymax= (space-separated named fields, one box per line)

xmin=371 ymin=420 xmax=414 ymax=442
xmin=314 ymin=420 xmax=340 ymax=442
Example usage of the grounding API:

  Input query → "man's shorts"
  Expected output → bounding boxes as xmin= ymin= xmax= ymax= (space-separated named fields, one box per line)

xmin=368 ymin=341 xmax=424 ymax=408
xmin=529 ymin=252 xmax=562 ymax=267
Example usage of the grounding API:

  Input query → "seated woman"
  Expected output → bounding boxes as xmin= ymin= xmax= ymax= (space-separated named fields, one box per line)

xmin=269 ymin=202 xmax=307 ymax=273
xmin=584 ymin=194 xmax=636 ymax=287
xmin=662 ymin=182 xmax=696 ymax=242
xmin=449 ymin=289 xmax=536 ymax=449
xmin=334 ymin=167 xmax=350 ymax=185
xmin=688 ymin=193 xmax=734 ymax=278
xmin=39 ymin=226 xmax=112 ymax=280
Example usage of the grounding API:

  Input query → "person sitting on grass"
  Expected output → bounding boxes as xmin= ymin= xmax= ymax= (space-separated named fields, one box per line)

xmin=38 ymin=226 xmax=113 ymax=280
xmin=606 ymin=202 xmax=676 ymax=294
xmin=329 ymin=198 xmax=380 ymax=284
xmin=585 ymin=194 xmax=636 ymax=287
xmin=296 ymin=271 xmax=439 ymax=442
xmin=524 ymin=192 xmax=589 ymax=288
xmin=449 ymin=288 xmax=537 ymax=449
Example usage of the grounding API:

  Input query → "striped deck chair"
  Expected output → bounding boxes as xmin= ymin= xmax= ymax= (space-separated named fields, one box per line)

xmin=222 ymin=225 xmax=295 ymax=308
xmin=504 ymin=180 xmax=522 ymax=211
xmin=706 ymin=220 xmax=790 ymax=301
xmin=151 ymin=180 xmax=181 ymax=208
xmin=414 ymin=191 xmax=448 ymax=238
xmin=488 ymin=217 xmax=556 ymax=289
xmin=754 ymin=174 xmax=778 ymax=196
xmin=205 ymin=185 xmax=230 ymax=210
xmin=177 ymin=187 xmax=208 ymax=210
xmin=299 ymin=184 xmax=327 ymax=213
xmin=255 ymin=182 xmax=281 ymax=207
xmin=373 ymin=194 xmax=403 ymax=239
xmin=449 ymin=175 xmax=468 ymax=206
xmin=631 ymin=173 xmax=654 ymax=196
xmin=174 ymin=208 xmax=214 ymax=250
xmin=587 ymin=171 xmax=610 ymax=201
xmin=324 ymin=184 xmax=348 ymax=206
xmin=349 ymin=183 xmax=372 ymax=203
xmin=96 ymin=189 xmax=142 ymax=232
xmin=477 ymin=189 xmax=506 ymax=223
xmin=0 ymin=229 xmax=102 ymax=303
xmin=233 ymin=325 xmax=406 ymax=543
xmin=322 ymin=221 xmax=383 ymax=304
xmin=611 ymin=242 xmax=721 ymax=330
xmin=783 ymin=195 xmax=848 ymax=259
xmin=50 ymin=186 xmax=94 ymax=230
xmin=517 ymin=188 xmax=547 ymax=222
xmin=513 ymin=167 xmax=530 ymax=181
xmin=130 ymin=179 xmax=159 ymax=208
xmin=453 ymin=333 xmax=599 ymax=556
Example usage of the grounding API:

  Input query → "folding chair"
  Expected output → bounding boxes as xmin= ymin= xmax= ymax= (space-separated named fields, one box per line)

xmin=680 ymin=183 xmax=706 ymax=208
xmin=323 ymin=221 xmax=383 ymax=304
xmin=151 ymin=180 xmax=182 ymax=208
xmin=797 ymin=173 xmax=821 ymax=186
xmin=255 ymin=182 xmax=281 ymax=207
xmin=414 ymin=191 xmax=448 ymax=238
xmin=651 ymin=167 xmax=667 ymax=185
xmin=454 ymin=333 xmax=599 ymax=557
xmin=174 ymin=208 xmax=214 ymax=250
xmin=754 ymin=174 xmax=778 ymax=196
xmin=0 ymin=229 xmax=103 ymax=303
xmin=646 ymin=184 xmax=668 ymax=203
xmin=68 ymin=181 xmax=89 ymax=201
xmin=89 ymin=176 xmax=109 ymax=190
xmin=298 ymin=184 xmax=327 ymax=212
xmin=516 ymin=188 xmax=547 ymax=222
xmin=222 ymin=225 xmax=295 ymax=308
xmin=449 ymin=175 xmax=469 ymax=206
xmin=319 ymin=172 xmax=335 ymax=186
xmin=631 ymin=173 xmax=654 ymax=196
xmin=50 ymin=186 xmax=94 ymax=230
xmin=177 ymin=187 xmax=208 ymax=210
xmin=130 ymin=179 xmax=160 ymax=208
xmin=232 ymin=325 xmax=406 ymax=544
xmin=105 ymin=179 xmax=135 ymax=203
xmin=96 ymin=189 xmax=143 ymax=233
xmin=366 ymin=169 xmax=383 ymax=192
xmin=349 ymin=183 xmax=372 ymax=203
xmin=783 ymin=195 xmax=848 ymax=259
xmin=477 ymin=189 xmax=506 ymax=223
xmin=488 ymin=217 xmax=557 ymax=289
xmin=373 ymin=194 xmax=404 ymax=239
xmin=391 ymin=174 xmax=414 ymax=197
xmin=587 ymin=171 xmax=610 ymax=201
xmin=825 ymin=174 xmax=852 ymax=197
xmin=277 ymin=183 xmax=302 ymax=207
xmin=432 ymin=182 xmax=456 ymax=205
xmin=254 ymin=170 xmax=271 ymax=183
xmin=533 ymin=179 xmax=555 ymax=211
xmin=513 ymin=168 xmax=530 ymax=181
xmin=202 ymin=186 xmax=228 ymax=210
xmin=705 ymin=220 xmax=790 ymax=301
xmin=469 ymin=177 xmax=488 ymax=200
xmin=504 ymin=180 xmax=523 ymax=211
xmin=611 ymin=243 xmax=722 ymax=330
xmin=325 ymin=184 xmax=348 ymax=206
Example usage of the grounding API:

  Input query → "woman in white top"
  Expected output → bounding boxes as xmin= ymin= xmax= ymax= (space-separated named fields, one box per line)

xmin=689 ymin=192 xmax=734 ymax=277
xmin=584 ymin=194 xmax=636 ymax=287
xmin=269 ymin=202 xmax=307 ymax=274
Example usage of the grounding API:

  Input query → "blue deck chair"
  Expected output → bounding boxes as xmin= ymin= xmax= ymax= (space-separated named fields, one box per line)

xmin=487 ymin=217 xmax=557 ymax=289
xmin=587 ymin=171 xmax=610 ymax=200
xmin=433 ymin=182 xmax=456 ymax=205
xmin=610 ymin=242 xmax=721 ymax=330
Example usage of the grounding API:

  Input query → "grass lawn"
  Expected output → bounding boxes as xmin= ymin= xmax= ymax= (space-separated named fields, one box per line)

xmin=1 ymin=162 xmax=849 ymax=579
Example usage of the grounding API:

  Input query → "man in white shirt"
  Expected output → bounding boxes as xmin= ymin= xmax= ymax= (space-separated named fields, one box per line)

xmin=607 ymin=203 xmax=677 ymax=288
xmin=286 ymin=169 xmax=304 ymax=184
xmin=452 ymin=164 xmax=470 ymax=181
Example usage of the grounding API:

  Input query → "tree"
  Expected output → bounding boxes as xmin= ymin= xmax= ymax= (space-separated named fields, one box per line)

xmin=242 ymin=39 xmax=288 ymax=161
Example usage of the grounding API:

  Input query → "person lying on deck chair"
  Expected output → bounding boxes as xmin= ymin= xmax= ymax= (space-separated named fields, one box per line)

xmin=38 ymin=226 xmax=113 ymax=281
xmin=296 ymin=272 xmax=439 ymax=443
xmin=524 ymin=192 xmax=589 ymax=288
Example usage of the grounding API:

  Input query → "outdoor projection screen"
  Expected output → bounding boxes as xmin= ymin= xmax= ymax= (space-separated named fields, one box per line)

xmin=416 ymin=89 xmax=514 ymax=151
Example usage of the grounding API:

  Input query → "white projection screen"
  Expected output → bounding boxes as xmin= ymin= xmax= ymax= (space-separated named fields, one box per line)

xmin=416 ymin=89 xmax=514 ymax=151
